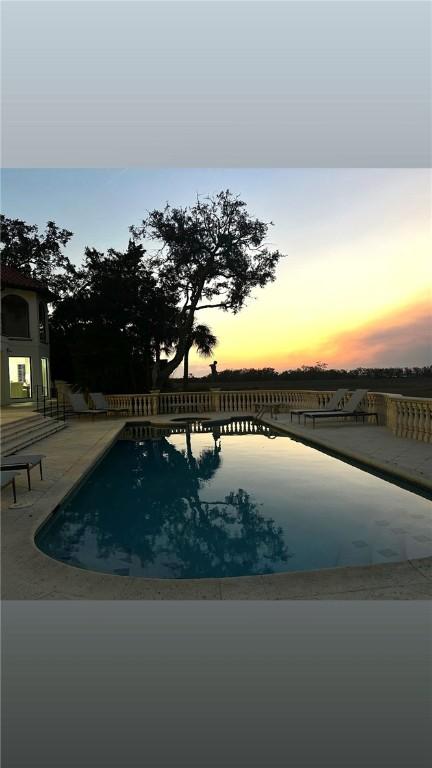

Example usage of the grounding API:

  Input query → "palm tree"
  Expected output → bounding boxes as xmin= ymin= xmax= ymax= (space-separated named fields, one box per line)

xmin=183 ymin=323 xmax=217 ymax=390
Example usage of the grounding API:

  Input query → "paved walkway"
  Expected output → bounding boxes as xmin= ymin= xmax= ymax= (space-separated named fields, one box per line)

xmin=2 ymin=413 xmax=431 ymax=600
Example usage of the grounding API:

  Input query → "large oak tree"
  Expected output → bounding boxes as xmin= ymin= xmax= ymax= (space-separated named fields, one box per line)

xmin=130 ymin=189 xmax=285 ymax=387
xmin=0 ymin=215 xmax=75 ymax=298
xmin=50 ymin=240 xmax=180 ymax=392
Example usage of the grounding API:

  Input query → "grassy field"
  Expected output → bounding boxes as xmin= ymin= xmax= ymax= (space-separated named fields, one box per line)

xmin=171 ymin=377 xmax=432 ymax=397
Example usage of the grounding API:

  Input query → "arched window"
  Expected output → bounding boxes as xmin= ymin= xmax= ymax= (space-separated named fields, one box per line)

xmin=1 ymin=294 xmax=30 ymax=337
xmin=39 ymin=302 xmax=48 ymax=342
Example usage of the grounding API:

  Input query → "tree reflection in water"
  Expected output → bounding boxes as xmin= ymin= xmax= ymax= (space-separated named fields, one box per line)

xmin=37 ymin=426 xmax=290 ymax=578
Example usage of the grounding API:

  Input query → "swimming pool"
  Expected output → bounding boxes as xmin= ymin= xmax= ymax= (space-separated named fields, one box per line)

xmin=35 ymin=419 xmax=432 ymax=579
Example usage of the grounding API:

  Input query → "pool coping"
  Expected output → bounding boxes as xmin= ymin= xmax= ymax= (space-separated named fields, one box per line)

xmin=2 ymin=414 xmax=432 ymax=600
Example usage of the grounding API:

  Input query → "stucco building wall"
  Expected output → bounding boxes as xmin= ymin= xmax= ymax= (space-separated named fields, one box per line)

xmin=1 ymin=286 xmax=51 ymax=406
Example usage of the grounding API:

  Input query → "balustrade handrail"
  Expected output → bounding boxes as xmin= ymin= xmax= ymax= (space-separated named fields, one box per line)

xmin=382 ymin=394 xmax=432 ymax=402
xmin=108 ymin=388 xmax=338 ymax=396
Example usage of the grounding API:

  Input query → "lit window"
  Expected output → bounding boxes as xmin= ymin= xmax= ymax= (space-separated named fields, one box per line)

xmin=9 ymin=357 xmax=32 ymax=399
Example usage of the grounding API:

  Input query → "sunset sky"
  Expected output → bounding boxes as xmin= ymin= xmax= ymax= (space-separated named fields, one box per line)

xmin=2 ymin=168 xmax=431 ymax=374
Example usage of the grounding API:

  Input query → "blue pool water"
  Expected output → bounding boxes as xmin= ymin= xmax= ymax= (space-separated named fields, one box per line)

xmin=35 ymin=420 xmax=432 ymax=578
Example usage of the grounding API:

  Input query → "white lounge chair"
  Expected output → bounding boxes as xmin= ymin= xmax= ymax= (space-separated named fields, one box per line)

xmin=69 ymin=393 xmax=107 ymax=419
xmin=1 ymin=454 xmax=44 ymax=490
xmin=89 ymin=393 xmax=129 ymax=416
xmin=303 ymin=389 xmax=378 ymax=428
xmin=290 ymin=388 xmax=348 ymax=423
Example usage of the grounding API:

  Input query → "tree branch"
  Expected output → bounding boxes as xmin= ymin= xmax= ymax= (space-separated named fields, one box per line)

xmin=195 ymin=302 xmax=229 ymax=311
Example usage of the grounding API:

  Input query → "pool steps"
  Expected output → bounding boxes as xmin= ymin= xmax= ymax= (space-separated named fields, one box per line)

xmin=1 ymin=414 xmax=68 ymax=456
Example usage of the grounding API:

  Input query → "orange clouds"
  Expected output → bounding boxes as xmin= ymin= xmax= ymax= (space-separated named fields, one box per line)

xmin=274 ymin=298 xmax=432 ymax=369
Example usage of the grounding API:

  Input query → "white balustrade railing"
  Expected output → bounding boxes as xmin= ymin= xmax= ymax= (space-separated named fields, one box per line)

xmin=158 ymin=391 xmax=213 ymax=414
xmin=106 ymin=389 xmax=432 ymax=443
xmin=388 ymin=395 xmax=432 ymax=443
xmin=107 ymin=393 xmax=156 ymax=417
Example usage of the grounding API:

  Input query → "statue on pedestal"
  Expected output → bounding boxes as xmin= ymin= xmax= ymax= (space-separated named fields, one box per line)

xmin=209 ymin=360 xmax=218 ymax=381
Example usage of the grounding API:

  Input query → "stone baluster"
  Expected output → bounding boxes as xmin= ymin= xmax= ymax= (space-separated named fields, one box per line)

xmin=385 ymin=396 xmax=397 ymax=435
xmin=210 ymin=388 xmax=221 ymax=413
xmin=418 ymin=401 xmax=429 ymax=442
xmin=416 ymin=402 xmax=425 ymax=442
xmin=423 ymin=401 xmax=432 ymax=443
xmin=420 ymin=401 xmax=427 ymax=443
xmin=412 ymin=402 xmax=420 ymax=441
xmin=405 ymin=401 xmax=414 ymax=440
xmin=399 ymin=399 xmax=407 ymax=438
xmin=150 ymin=390 xmax=160 ymax=416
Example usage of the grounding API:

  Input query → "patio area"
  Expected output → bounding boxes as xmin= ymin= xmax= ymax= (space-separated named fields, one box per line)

xmin=2 ymin=410 xmax=431 ymax=600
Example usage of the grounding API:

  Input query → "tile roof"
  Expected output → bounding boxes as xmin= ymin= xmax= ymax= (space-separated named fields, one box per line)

xmin=1 ymin=264 xmax=53 ymax=297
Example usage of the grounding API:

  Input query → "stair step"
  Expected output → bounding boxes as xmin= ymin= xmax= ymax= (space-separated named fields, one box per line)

xmin=2 ymin=416 xmax=45 ymax=434
xmin=2 ymin=422 xmax=68 ymax=456
xmin=2 ymin=418 xmax=63 ymax=446
xmin=1 ymin=414 xmax=44 ymax=435
xmin=2 ymin=424 xmax=68 ymax=456
xmin=1 ymin=416 xmax=61 ymax=442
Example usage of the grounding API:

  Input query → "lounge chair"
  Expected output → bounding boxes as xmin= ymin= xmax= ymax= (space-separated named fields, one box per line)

xmin=1 ymin=470 xmax=21 ymax=503
xmin=290 ymin=388 xmax=348 ymax=423
xmin=89 ymin=392 xmax=129 ymax=416
xmin=303 ymin=389 xmax=378 ymax=428
xmin=1 ymin=454 xmax=44 ymax=491
xmin=69 ymin=393 xmax=107 ymax=419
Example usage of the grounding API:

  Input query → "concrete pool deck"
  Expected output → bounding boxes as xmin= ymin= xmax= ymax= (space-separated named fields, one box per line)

xmin=1 ymin=412 xmax=431 ymax=600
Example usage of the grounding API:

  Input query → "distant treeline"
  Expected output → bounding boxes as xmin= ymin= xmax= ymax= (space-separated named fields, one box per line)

xmin=193 ymin=364 xmax=432 ymax=382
